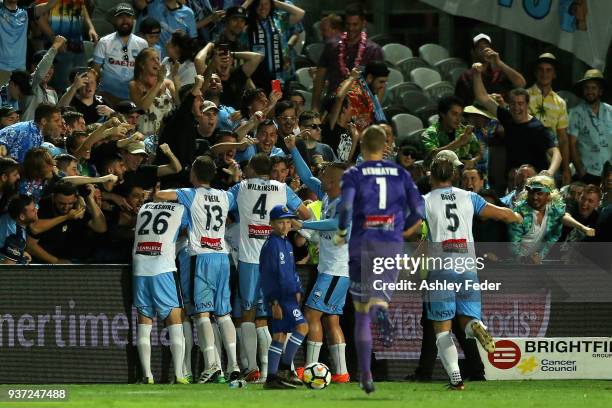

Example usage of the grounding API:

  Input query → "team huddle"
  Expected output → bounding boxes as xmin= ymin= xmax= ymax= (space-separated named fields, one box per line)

xmin=132 ymin=125 xmax=524 ymax=392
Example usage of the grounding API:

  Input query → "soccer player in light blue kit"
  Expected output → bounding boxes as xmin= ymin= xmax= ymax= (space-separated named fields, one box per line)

xmin=156 ymin=156 xmax=241 ymax=384
xmin=334 ymin=125 xmax=424 ymax=394
xmin=132 ymin=200 xmax=190 ymax=384
xmin=424 ymin=152 xmax=523 ymax=390
xmin=260 ymin=205 xmax=308 ymax=389
xmin=284 ymin=134 xmax=351 ymax=383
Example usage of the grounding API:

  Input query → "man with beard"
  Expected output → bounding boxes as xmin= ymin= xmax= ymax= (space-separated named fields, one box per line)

xmin=201 ymin=73 xmax=240 ymax=132
xmin=0 ymin=158 xmax=20 ymax=213
xmin=312 ymin=3 xmax=383 ymax=112
xmin=216 ymin=6 xmax=249 ymax=52
xmin=0 ymin=103 xmax=63 ymax=163
xmin=569 ymin=69 xmax=612 ymax=186
xmin=93 ymin=3 xmax=148 ymax=105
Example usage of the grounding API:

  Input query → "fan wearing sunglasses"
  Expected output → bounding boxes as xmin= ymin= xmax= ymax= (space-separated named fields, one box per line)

xmin=298 ymin=111 xmax=336 ymax=165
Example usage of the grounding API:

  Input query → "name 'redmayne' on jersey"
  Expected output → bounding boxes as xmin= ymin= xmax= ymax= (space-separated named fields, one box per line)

xmin=361 ymin=167 xmax=399 ymax=176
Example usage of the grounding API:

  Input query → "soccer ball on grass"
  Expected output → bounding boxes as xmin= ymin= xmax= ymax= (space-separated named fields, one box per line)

xmin=302 ymin=362 xmax=332 ymax=389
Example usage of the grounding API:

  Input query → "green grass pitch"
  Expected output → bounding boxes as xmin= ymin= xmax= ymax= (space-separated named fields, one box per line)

xmin=2 ymin=381 xmax=611 ymax=408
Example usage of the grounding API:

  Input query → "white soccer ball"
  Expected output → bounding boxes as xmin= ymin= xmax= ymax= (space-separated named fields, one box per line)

xmin=303 ymin=362 xmax=331 ymax=389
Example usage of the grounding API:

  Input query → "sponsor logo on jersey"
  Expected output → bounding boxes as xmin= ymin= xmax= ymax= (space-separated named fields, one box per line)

xmin=248 ymin=224 xmax=272 ymax=239
xmin=442 ymin=238 xmax=468 ymax=253
xmin=108 ymin=57 xmax=135 ymax=67
xmin=200 ymin=237 xmax=222 ymax=250
xmin=136 ymin=241 xmax=162 ymax=256
xmin=364 ymin=215 xmax=395 ymax=231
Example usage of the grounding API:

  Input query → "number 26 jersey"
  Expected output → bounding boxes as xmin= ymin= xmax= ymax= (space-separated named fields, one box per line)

xmin=133 ymin=202 xmax=188 ymax=276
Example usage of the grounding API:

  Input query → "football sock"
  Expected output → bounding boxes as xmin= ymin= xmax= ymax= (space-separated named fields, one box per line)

xmin=306 ymin=340 xmax=323 ymax=365
xmin=196 ymin=317 xmax=217 ymax=370
xmin=212 ymin=321 xmax=224 ymax=374
xmin=217 ymin=315 xmax=239 ymax=373
xmin=267 ymin=340 xmax=283 ymax=376
xmin=329 ymin=343 xmax=348 ymax=374
xmin=354 ymin=311 xmax=373 ymax=383
xmin=236 ymin=327 xmax=249 ymax=370
xmin=182 ymin=321 xmax=193 ymax=376
xmin=168 ymin=324 xmax=185 ymax=379
xmin=256 ymin=326 xmax=272 ymax=378
xmin=436 ymin=331 xmax=462 ymax=385
xmin=137 ymin=324 xmax=153 ymax=379
xmin=241 ymin=322 xmax=258 ymax=371
xmin=283 ymin=334 xmax=295 ymax=370
xmin=282 ymin=332 xmax=305 ymax=368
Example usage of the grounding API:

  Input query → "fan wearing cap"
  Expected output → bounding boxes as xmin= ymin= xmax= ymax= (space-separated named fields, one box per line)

xmin=527 ymin=53 xmax=571 ymax=185
xmin=217 ymin=6 xmax=250 ymax=52
xmin=92 ymin=3 xmax=148 ymax=104
xmin=455 ymin=33 xmax=526 ymax=106
xmin=568 ymin=69 xmax=611 ymax=186
xmin=508 ymin=175 xmax=594 ymax=264
xmin=463 ymin=104 xmax=498 ymax=176
xmin=259 ymin=204 xmax=308 ymax=389
xmin=20 ymin=35 xmax=66 ymax=122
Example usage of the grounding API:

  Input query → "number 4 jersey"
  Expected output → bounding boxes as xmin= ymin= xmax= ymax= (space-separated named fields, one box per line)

xmin=133 ymin=202 xmax=188 ymax=276
xmin=176 ymin=187 xmax=234 ymax=255
xmin=229 ymin=177 xmax=302 ymax=264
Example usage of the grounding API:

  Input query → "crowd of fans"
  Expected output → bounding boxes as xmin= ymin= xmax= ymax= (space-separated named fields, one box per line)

xmin=0 ymin=0 xmax=610 ymax=265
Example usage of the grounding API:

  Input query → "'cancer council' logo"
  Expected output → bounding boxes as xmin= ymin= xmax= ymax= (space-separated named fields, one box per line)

xmin=488 ymin=340 xmax=521 ymax=369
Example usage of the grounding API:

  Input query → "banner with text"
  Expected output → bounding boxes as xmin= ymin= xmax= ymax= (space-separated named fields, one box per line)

xmin=421 ymin=0 xmax=612 ymax=70
xmin=479 ymin=337 xmax=612 ymax=379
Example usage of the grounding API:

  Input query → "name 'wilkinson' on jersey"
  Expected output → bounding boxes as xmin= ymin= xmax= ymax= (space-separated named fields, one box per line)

xmin=247 ymin=183 xmax=279 ymax=191
xmin=361 ymin=167 xmax=399 ymax=176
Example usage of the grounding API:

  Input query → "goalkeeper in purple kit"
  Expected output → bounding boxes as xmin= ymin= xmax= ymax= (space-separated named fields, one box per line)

xmin=334 ymin=125 xmax=424 ymax=394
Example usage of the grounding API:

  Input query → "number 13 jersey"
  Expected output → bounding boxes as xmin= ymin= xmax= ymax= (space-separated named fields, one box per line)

xmin=133 ymin=202 xmax=188 ymax=276
xmin=229 ymin=177 xmax=302 ymax=264
xmin=177 ymin=187 xmax=235 ymax=256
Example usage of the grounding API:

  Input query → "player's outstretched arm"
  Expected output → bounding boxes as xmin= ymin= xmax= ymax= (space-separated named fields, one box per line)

xmin=479 ymin=203 xmax=523 ymax=224
xmin=154 ymin=189 xmax=178 ymax=202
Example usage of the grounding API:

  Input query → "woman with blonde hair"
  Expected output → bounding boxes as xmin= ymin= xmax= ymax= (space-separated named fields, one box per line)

xmin=509 ymin=175 xmax=594 ymax=263
xmin=129 ymin=48 xmax=178 ymax=155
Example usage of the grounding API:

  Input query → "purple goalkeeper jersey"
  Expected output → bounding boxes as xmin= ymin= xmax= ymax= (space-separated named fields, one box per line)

xmin=338 ymin=160 xmax=424 ymax=256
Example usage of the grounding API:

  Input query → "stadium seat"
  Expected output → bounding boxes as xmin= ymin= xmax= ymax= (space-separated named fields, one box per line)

xmin=415 ymin=105 xmax=439 ymax=125
xmin=557 ymin=90 xmax=584 ymax=109
xmin=397 ymin=57 xmax=430 ymax=80
xmin=423 ymin=81 xmax=456 ymax=100
xmin=369 ymin=33 xmax=397 ymax=46
xmin=400 ymin=90 xmax=432 ymax=113
xmin=447 ymin=66 xmax=467 ymax=85
xmin=386 ymin=68 xmax=404 ymax=89
xmin=383 ymin=105 xmax=407 ymax=120
xmin=294 ymin=54 xmax=312 ymax=70
xmin=83 ymin=41 xmax=95 ymax=62
xmin=296 ymin=67 xmax=314 ymax=91
xmin=392 ymin=113 xmax=424 ymax=137
xmin=383 ymin=82 xmax=421 ymax=107
xmin=312 ymin=21 xmax=322 ymax=42
xmin=410 ymin=67 xmax=442 ymax=89
xmin=418 ymin=43 xmax=450 ymax=66
xmin=295 ymin=90 xmax=312 ymax=110
xmin=294 ymin=31 xmax=306 ymax=55
xmin=428 ymin=114 xmax=439 ymax=125
xmin=435 ymin=57 xmax=468 ymax=78
xmin=305 ymin=42 xmax=325 ymax=65
xmin=382 ymin=43 xmax=413 ymax=66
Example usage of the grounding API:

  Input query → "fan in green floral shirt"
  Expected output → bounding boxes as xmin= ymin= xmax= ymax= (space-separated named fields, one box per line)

xmin=422 ymin=121 xmax=482 ymax=166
